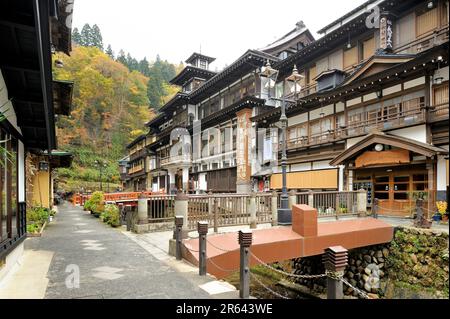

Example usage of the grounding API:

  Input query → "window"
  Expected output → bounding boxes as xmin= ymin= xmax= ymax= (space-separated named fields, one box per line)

xmin=434 ymin=83 xmax=449 ymax=106
xmin=199 ymin=59 xmax=207 ymax=69
xmin=0 ymin=130 xmax=19 ymax=244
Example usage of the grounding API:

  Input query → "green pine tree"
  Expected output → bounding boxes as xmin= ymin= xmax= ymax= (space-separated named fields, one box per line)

xmin=105 ymin=44 xmax=114 ymax=59
xmin=72 ymin=27 xmax=81 ymax=44
xmin=116 ymin=49 xmax=127 ymax=66
xmin=80 ymin=23 xmax=92 ymax=46
xmin=91 ymin=24 xmax=104 ymax=51
xmin=138 ymin=58 xmax=150 ymax=76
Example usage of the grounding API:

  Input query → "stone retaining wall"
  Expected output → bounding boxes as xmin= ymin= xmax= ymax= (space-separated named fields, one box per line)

xmin=291 ymin=226 xmax=449 ymax=299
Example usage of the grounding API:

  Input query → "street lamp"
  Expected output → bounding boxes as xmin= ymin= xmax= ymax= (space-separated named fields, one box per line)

xmin=94 ymin=160 xmax=108 ymax=192
xmin=260 ymin=61 xmax=303 ymax=225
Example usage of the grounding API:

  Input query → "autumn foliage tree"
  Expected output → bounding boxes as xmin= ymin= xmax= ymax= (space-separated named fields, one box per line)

xmin=53 ymin=46 xmax=153 ymax=190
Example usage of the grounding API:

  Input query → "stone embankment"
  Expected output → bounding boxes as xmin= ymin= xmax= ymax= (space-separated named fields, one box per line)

xmin=291 ymin=226 xmax=449 ymax=299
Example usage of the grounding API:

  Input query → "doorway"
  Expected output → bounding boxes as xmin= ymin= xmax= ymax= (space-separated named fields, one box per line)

xmin=355 ymin=165 xmax=430 ymax=217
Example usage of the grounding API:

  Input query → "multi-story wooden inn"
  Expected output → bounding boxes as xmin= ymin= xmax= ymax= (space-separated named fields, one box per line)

xmin=123 ymin=0 xmax=449 ymax=217
xmin=122 ymin=23 xmax=315 ymax=193
xmin=253 ymin=0 xmax=449 ymax=216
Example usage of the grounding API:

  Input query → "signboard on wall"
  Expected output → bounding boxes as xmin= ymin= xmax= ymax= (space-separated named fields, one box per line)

xmin=355 ymin=149 xmax=410 ymax=168
xmin=236 ymin=109 xmax=252 ymax=183
xmin=380 ymin=16 xmax=393 ymax=51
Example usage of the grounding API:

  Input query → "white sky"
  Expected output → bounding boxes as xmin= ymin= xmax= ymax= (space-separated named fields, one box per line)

xmin=72 ymin=0 xmax=368 ymax=70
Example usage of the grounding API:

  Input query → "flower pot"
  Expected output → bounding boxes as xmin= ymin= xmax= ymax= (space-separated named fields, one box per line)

xmin=432 ymin=213 xmax=442 ymax=222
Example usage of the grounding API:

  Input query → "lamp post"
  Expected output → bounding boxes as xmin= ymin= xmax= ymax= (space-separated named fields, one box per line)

xmin=94 ymin=160 xmax=107 ymax=192
xmin=260 ymin=61 xmax=303 ymax=225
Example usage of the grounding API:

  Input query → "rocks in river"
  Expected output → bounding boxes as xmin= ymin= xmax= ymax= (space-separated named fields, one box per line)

xmin=376 ymin=250 xmax=383 ymax=258
xmin=382 ymin=248 xmax=390 ymax=258
xmin=364 ymin=255 xmax=372 ymax=263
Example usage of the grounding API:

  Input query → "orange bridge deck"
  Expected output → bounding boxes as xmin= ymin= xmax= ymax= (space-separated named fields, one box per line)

xmin=182 ymin=205 xmax=393 ymax=279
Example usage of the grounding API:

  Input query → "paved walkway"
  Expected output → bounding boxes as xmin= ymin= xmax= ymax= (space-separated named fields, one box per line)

xmin=1 ymin=202 xmax=237 ymax=299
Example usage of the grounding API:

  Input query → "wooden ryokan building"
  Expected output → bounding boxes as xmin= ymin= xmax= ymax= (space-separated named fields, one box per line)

xmin=122 ymin=0 xmax=449 ymax=217
xmin=253 ymin=0 xmax=449 ymax=216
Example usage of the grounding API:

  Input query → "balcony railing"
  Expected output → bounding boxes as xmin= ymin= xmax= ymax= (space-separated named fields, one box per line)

xmin=128 ymin=165 xmax=144 ymax=175
xmin=286 ymin=100 xmax=425 ymax=150
xmin=129 ymin=148 xmax=147 ymax=162
xmin=393 ymin=24 xmax=449 ymax=55
xmin=429 ymin=102 xmax=449 ymax=122
xmin=160 ymin=154 xmax=192 ymax=166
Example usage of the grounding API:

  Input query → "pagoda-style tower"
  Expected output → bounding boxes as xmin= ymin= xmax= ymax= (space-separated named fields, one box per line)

xmin=170 ymin=52 xmax=217 ymax=93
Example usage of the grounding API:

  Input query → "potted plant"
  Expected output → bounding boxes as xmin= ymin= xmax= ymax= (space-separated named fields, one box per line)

xmin=436 ymin=201 xmax=448 ymax=223
xmin=432 ymin=211 xmax=442 ymax=223
xmin=339 ymin=203 xmax=348 ymax=214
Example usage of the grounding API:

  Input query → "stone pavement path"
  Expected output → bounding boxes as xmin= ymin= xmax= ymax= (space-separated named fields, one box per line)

xmin=25 ymin=202 xmax=232 ymax=299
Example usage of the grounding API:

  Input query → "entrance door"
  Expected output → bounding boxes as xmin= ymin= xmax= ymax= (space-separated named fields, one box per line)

xmin=373 ymin=170 xmax=428 ymax=216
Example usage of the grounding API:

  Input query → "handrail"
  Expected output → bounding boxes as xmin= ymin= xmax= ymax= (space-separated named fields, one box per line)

xmin=285 ymin=100 xmax=425 ymax=149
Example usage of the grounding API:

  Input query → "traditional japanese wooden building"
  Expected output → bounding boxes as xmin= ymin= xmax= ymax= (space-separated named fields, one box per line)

xmin=0 ymin=0 xmax=75 ymax=280
xmin=142 ymin=22 xmax=314 ymax=194
xmin=252 ymin=0 xmax=449 ymax=216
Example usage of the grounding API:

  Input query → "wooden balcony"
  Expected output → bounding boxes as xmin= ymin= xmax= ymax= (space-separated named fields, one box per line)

xmin=128 ymin=165 xmax=145 ymax=175
xmin=286 ymin=101 xmax=426 ymax=150
xmin=129 ymin=148 xmax=148 ymax=162
xmin=429 ymin=102 xmax=449 ymax=123
xmin=160 ymin=154 xmax=192 ymax=167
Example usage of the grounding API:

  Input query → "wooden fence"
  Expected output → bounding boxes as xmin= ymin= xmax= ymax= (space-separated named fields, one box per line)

xmin=185 ymin=194 xmax=272 ymax=231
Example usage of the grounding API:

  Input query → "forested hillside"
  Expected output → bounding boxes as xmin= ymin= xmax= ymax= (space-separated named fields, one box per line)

xmin=54 ymin=24 xmax=180 ymax=192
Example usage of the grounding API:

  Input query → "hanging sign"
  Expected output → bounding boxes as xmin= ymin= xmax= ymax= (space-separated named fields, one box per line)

xmin=380 ymin=16 xmax=393 ymax=51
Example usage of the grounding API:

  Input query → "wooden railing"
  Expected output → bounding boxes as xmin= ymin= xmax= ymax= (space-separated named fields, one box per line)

xmin=429 ymin=102 xmax=449 ymax=122
xmin=186 ymin=193 xmax=273 ymax=231
xmin=393 ymin=24 xmax=449 ymax=55
xmin=147 ymin=195 xmax=175 ymax=223
xmin=255 ymin=193 xmax=273 ymax=224
xmin=187 ymin=194 xmax=249 ymax=231
xmin=312 ymin=191 xmax=359 ymax=217
xmin=160 ymin=154 xmax=192 ymax=166
xmin=104 ymin=191 xmax=155 ymax=202
xmin=128 ymin=165 xmax=145 ymax=175
xmin=286 ymin=99 xmax=425 ymax=150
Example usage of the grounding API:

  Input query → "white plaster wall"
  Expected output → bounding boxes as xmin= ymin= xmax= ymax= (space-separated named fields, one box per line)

xmin=347 ymin=136 xmax=366 ymax=149
xmin=433 ymin=66 xmax=449 ymax=82
xmin=347 ymin=97 xmax=362 ymax=107
xmin=198 ymin=173 xmax=207 ymax=191
xmin=310 ymin=104 xmax=333 ymax=121
xmin=339 ymin=165 xmax=345 ymax=191
xmin=312 ymin=160 xmax=334 ymax=170
xmin=290 ymin=162 xmax=311 ymax=172
xmin=437 ymin=154 xmax=448 ymax=191
xmin=336 ymin=102 xmax=345 ymax=113
xmin=389 ymin=124 xmax=427 ymax=143
xmin=363 ymin=92 xmax=378 ymax=102
xmin=288 ymin=113 xmax=308 ymax=127
xmin=404 ymin=77 xmax=425 ymax=90
xmin=383 ymin=84 xmax=402 ymax=96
